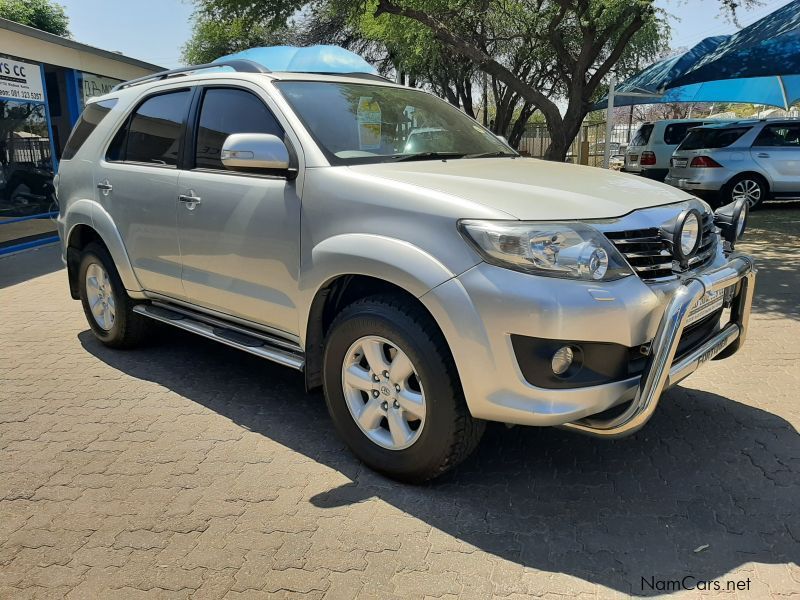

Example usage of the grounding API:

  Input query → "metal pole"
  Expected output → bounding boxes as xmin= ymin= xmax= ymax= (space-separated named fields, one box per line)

xmin=604 ymin=77 xmax=616 ymax=169
xmin=777 ymin=76 xmax=789 ymax=110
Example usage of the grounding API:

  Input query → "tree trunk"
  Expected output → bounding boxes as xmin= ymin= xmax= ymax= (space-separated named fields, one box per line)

xmin=508 ymin=104 xmax=534 ymax=148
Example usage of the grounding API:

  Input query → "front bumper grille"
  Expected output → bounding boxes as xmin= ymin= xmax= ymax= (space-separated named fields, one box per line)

xmin=605 ymin=212 xmax=717 ymax=281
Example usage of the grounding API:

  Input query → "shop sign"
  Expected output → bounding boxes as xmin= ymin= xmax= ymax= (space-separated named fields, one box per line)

xmin=81 ymin=72 xmax=121 ymax=104
xmin=0 ymin=57 xmax=45 ymax=103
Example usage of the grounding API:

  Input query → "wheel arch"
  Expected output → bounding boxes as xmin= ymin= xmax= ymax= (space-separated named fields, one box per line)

xmin=65 ymin=202 xmax=142 ymax=299
xmin=726 ymin=170 xmax=771 ymax=191
xmin=301 ymin=235 xmax=469 ymax=391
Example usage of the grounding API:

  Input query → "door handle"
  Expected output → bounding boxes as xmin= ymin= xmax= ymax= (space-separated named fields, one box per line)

xmin=757 ymin=153 xmax=770 ymax=158
xmin=179 ymin=191 xmax=202 ymax=207
xmin=97 ymin=180 xmax=112 ymax=195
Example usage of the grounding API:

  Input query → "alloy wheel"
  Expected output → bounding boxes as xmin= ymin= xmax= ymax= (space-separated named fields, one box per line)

xmin=85 ymin=262 xmax=116 ymax=331
xmin=732 ymin=179 xmax=762 ymax=208
xmin=341 ymin=335 xmax=426 ymax=450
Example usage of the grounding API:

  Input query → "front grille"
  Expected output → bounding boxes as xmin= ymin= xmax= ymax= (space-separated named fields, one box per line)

xmin=605 ymin=212 xmax=717 ymax=282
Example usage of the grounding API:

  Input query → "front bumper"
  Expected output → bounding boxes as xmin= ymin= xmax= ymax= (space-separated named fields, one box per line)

xmin=562 ymin=255 xmax=755 ymax=437
xmin=420 ymin=255 xmax=756 ymax=436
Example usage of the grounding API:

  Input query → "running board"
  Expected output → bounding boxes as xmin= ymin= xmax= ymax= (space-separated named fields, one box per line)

xmin=133 ymin=303 xmax=304 ymax=371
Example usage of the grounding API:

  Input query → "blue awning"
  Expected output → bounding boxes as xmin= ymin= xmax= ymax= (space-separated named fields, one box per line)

xmin=595 ymin=0 xmax=800 ymax=110
xmin=214 ymin=45 xmax=378 ymax=75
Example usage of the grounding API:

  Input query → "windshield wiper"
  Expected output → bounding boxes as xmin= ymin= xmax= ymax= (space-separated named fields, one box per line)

xmin=391 ymin=151 xmax=466 ymax=162
xmin=464 ymin=151 xmax=518 ymax=159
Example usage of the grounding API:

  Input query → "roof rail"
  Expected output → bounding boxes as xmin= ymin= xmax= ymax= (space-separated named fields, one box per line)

xmin=111 ymin=59 xmax=271 ymax=92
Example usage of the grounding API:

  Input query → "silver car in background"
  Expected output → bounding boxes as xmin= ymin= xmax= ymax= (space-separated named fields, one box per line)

xmin=666 ymin=120 xmax=800 ymax=208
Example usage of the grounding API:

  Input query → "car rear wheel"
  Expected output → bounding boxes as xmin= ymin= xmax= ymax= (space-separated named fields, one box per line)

xmin=725 ymin=174 xmax=767 ymax=210
xmin=322 ymin=295 xmax=484 ymax=483
xmin=78 ymin=242 xmax=150 ymax=348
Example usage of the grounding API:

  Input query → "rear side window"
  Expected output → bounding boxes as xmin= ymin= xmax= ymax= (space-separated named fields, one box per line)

xmin=108 ymin=90 xmax=191 ymax=166
xmin=61 ymin=99 xmax=118 ymax=160
xmin=678 ymin=127 xmax=751 ymax=151
xmin=194 ymin=88 xmax=284 ymax=170
xmin=663 ymin=122 xmax=703 ymax=145
xmin=630 ymin=123 xmax=653 ymax=146
xmin=753 ymin=124 xmax=800 ymax=147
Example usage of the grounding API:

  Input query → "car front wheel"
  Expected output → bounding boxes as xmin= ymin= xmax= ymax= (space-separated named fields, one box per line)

xmin=322 ymin=295 xmax=484 ymax=483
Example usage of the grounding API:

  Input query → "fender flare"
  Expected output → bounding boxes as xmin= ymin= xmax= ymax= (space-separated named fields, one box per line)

xmin=65 ymin=199 xmax=143 ymax=293
xmin=298 ymin=233 xmax=465 ymax=343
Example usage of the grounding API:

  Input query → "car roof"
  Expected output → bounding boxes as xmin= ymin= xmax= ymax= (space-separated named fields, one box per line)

xmin=691 ymin=118 xmax=800 ymax=130
xmin=84 ymin=69 xmax=407 ymax=106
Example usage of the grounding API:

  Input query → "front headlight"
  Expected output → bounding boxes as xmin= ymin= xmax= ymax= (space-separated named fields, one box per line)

xmin=458 ymin=220 xmax=633 ymax=281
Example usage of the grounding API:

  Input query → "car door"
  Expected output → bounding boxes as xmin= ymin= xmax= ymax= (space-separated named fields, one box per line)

xmin=751 ymin=124 xmax=800 ymax=193
xmin=177 ymin=85 xmax=301 ymax=335
xmin=96 ymin=87 xmax=192 ymax=299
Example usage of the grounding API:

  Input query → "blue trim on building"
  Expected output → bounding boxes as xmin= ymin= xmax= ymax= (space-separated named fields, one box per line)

xmin=0 ymin=211 xmax=59 ymax=226
xmin=0 ymin=235 xmax=60 ymax=256
xmin=65 ymin=68 xmax=82 ymax=127
xmin=38 ymin=63 xmax=59 ymax=173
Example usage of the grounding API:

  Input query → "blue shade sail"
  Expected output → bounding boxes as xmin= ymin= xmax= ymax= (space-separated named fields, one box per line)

xmin=595 ymin=0 xmax=800 ymax=110
xmin=214 ymin=45 xmax=378 ymax=75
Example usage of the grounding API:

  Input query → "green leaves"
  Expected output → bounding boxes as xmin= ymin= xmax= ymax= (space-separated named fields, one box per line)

xmin=0 ymin=0 xmax=71 ymax=37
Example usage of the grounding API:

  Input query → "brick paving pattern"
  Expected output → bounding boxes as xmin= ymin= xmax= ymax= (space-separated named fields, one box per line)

xmin=0 ymin=206 xmax=798 ymax=599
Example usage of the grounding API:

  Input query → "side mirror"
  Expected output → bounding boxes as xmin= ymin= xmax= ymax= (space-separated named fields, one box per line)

xmin=221 ymin=133 xmax=291 ymax=172
xmin=496 ymin=135 xmax=509 ymax=144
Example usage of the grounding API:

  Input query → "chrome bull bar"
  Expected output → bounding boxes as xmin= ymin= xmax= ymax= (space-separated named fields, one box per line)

xmin=562 ymin=255 xmax=756 ymax=439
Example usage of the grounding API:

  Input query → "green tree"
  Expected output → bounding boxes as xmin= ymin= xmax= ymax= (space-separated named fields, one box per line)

xmin=182 ymin=14 xmax=300 ymax=65
xmin=0 ymin=0 xmax=70 ymax=37
xmin=189 ymin=0 xmax=746 ymax=159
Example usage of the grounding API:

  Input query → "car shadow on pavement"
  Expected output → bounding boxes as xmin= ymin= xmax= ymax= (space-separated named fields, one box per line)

xmin=80 ymin=328 xmax=799 ymax=596
xmin=741 ymin=202 xmax=800 ymax=321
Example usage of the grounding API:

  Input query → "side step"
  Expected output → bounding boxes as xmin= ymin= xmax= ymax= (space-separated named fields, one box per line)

xmin=133 ymin=303 xmax=304 ymax=371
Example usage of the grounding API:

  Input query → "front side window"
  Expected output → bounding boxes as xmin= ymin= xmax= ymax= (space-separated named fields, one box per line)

xmin=663 ymin=122 xmax=702 ymax=145
xmin=678 ymin=127 xmax=751 ymax=151
xmin=275 ymin=80 xmax=514 ymax=165
xmin=62 ymin=99 xmax=118 ymax=160
xmin=194 ymin=88 xmax=283 ymax=170
xmin=753 ymin=125 xmax=800 ymax=147
xmin=112 ymin=90 xmax=191 ymax=167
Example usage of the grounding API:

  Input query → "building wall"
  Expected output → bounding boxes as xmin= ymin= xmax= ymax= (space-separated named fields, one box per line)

xmin=0 ymin=21 xmax=162 ymax=255
xmin=0 ymin=24 xmax=158 ymax=82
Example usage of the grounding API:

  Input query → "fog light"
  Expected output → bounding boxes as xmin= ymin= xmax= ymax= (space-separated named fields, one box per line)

xmin=551 ymin=346 xmax=574 ymax=375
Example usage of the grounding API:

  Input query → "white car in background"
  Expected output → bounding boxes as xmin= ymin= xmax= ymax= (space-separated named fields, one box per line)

xmin=625 ymin=119 xmax=730 ymax=181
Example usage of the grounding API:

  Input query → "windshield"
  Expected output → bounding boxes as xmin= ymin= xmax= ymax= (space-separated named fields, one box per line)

xmin=678 ymin=127 xmax=751 ymax=151
xmin=275 ymin=80 xmax=515 ymax=165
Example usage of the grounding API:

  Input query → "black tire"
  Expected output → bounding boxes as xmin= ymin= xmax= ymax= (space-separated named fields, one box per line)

xmin=722 ymin=174 xmax=768 ymax=210
xmin=78 ymin=242 xmax=150 ymax=348
xmin=322 ymin=295 xmax=484 ymax=483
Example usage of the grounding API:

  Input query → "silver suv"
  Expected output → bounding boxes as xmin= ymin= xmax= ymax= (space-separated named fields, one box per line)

xmin=666 ymin=119 xmax=800 ymax=208
xmin=56 ymin=60 xmax=756 ymax=482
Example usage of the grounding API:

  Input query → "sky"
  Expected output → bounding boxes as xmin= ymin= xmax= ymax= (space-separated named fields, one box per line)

xmin=57 ymin=0 xmax=796 ymax=70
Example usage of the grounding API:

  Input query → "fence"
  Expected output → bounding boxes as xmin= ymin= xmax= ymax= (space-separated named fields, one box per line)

xmin=517 ymin=122 xmax=634 ymax=167
xmin=2 ymin=137 xmax=52 ymax=166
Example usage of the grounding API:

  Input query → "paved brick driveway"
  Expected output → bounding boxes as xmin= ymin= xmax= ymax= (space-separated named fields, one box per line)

xmin=1 ymin=206 xmax=798 ymax=599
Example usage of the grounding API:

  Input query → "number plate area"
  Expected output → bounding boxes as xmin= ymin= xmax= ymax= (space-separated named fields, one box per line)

xmin=685 ymin=286 xmax=727 ymax=327
xmin=672 ymin=158 xmax=688 ymax=168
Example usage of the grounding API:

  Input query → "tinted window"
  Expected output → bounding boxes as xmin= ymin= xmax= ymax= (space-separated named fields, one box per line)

xmin=195 ymin=88 xmax=283 ymax=170
xmin=61 ymin=99 xmax=118 ymax=160
xmin=679 ymin=127 xmax=751 ymax=151
xmin=123 ymin=90 xmax=191 ymax=166
xmin=630 ymin=124 xmax=653 ymax=146
xmin=663 ymin=122 xmax=703 ymax=145
xmin=753 ymin=124 xmax=800 ymax=147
